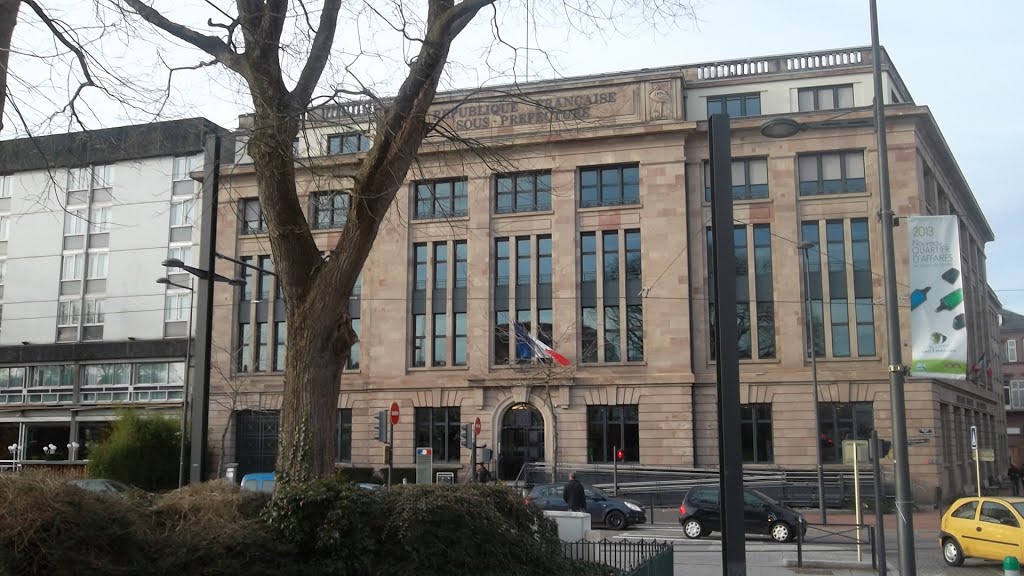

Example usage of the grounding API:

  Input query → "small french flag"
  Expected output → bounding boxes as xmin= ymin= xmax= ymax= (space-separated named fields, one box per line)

xmin=513 ymin=323 xmax=571 ymax=366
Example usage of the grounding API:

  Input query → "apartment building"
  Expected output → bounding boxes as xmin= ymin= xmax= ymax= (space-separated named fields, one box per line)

xmin=0 ymin=119 xmax=227 ymax=465
xmin=1003 ymin=310 xmax=1024 ymax=465
xmin=211 ymin=47 xmax=1003 ymax=504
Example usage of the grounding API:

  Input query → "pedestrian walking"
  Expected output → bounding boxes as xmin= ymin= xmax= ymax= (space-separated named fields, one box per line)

xmin=563 ymin=472 xmax=586 ymax=512
xmin=476 ymin=463 xmax=491 ymax=483
xmin=1008 ymin=465 xmax=1020 ymax=496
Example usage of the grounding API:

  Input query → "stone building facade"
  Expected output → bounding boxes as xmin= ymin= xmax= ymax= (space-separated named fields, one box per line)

xmin=1002 ymin=310 xmax=1024 ymax=466
xmin=208 ymin=46 xmax=1004 ymax=504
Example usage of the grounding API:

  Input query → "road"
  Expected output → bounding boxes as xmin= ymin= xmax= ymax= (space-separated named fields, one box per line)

xmin=595 ymin=522 xmax=1005 ymax=575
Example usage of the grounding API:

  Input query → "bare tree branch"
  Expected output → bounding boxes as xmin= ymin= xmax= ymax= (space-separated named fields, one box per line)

xmin=289 ymin=0 xmax=343 ymax=112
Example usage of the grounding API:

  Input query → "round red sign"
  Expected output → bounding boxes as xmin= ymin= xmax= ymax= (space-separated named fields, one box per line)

xmin=390 ymin=402 xmax=400 ymax=425
xmin=473 ymin=417 xmax=481 ymax=436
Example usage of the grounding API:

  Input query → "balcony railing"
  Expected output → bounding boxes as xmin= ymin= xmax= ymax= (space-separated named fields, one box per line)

xmin=687 ymin=47 xmax=872 ymax=81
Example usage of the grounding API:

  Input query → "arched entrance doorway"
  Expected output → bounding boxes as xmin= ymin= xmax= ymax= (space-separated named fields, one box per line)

xmin=499 ymin=403 xmax=545 ymax=481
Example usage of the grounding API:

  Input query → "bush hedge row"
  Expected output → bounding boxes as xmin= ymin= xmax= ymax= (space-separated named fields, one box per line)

xmin=0 ymin=475 xmax=608 ymax=576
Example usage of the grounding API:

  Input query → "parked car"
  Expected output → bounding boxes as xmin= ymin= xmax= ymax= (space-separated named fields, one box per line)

xmin=940 ymin=496 xmax=1024 ymax=566
xmin=525 ymin=483 xmax=646 ymax=529
xmin=678 ymin=485 xmax=806 ymax=543
xmin=69 ymin=478 xmax=135 ymax=495
xmin=240 ymin=472 xmax=277 ymax=493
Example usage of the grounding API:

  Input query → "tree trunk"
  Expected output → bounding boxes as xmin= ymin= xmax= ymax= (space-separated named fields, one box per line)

xmin=0 ymin=0 xmax=22 ymax=132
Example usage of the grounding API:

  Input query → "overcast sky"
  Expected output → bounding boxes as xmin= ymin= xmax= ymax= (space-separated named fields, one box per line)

xmin=7 ymin=0 xmax=1023 ymax=312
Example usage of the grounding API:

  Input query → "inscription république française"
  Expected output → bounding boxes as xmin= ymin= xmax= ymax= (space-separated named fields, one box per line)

xmin=439 ymin=91 xmax=620 ymax=130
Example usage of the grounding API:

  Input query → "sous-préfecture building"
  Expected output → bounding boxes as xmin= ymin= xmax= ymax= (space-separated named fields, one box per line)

xmin=210 ymin=46 xmax=1004 ymax=504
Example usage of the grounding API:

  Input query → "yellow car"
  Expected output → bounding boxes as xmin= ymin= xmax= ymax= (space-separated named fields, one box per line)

xmin=940 ymin=496 xmax=1024 ymax=566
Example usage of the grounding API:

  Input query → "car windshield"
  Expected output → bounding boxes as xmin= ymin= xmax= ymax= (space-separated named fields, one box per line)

xmin=586 ymin=485 xmax=609 ymax=498
xmin=749 ymin=489 xmax=778 ymax=505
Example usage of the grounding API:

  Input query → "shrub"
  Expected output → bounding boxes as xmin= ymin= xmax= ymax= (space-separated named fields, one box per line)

xmin=0 ymin=475 xmax=152 ymax=576
xmin=86 ymin=410 xmax=182 ymax=492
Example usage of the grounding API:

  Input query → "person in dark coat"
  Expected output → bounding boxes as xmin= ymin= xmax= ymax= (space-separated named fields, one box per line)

xmin=476 ymin=463 xmax=491 ymax=483
xmin=563 ymin=472 xmax=586 ymax=512
xmin=1010 ymin=465 xmax=1021 ymax=496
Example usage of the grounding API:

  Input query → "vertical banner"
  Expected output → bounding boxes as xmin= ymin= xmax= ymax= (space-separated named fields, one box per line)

xmin=908 ymin=215 xmax=968 ymax=379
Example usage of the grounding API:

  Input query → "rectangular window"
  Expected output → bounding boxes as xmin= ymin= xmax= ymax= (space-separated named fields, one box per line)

xmin=241 ymin=199 xmax=266 ymax=234
xmin=412 ymin=314 xmax=426 ymax=367
xmin=798 ymin=152 xmax=866 ymax=196
xmin=741 ymin=404 xmax=773 ymax=463
xmin=0 ymin=175 xmax=10 ymax=198
xmin=580 ymin=232 xmax=598 ymax=362
xmin=495 ymin=311 xmax=510 ymax=365
xmin=516 ymin=237 xmax=530 ymax=286
xmin=327 ymin=133 xmax=371 ymax=155
xmin=165 ymin=292 xmax=190 ymax=322
xmin=1011 ymin=380 xmax=1024 ymax=410
xmin=433 ymin=242 xmax=448 ymax=289
xmin=1009 ymin=340 xmax=1018 ymax=363
xmin=57 ymin=300 xmax=81 ymax=327
xmin=851 ymin=218 xmax=876 ymax=356
xmin=801 ymin=222 xmax=826 ymax=357
xmin=818 ymin=402 xmax=874 ymax=463
xmin=432 ymin=313 xmax=447 ymax=367
xmin=172 ymin=156 xmax=196 ymax=196
xmin=586 ymin=405 xmax=640 ymax=462
xmin=170 ymin=200 xmax=194 ymax=228
xmin=706 ymin=93 xmax=761 ymax=118
xmin=537 ymin=236 xmax=552 ymax=285
xmin=86 ymin=251 xmax=108 ymax=279
xmin=83 ymin=298 xmax=104 ymax=325
xmin=336 ymin=409 xmax=352 ymax=462
xmin=708 ymin=226 xmax=774 ymax=360
xmin=414 ymin=407 xmax=461 ymax=462
xmin=312 ymin=191 xmax=349 ymax=229
xmin=797 ymin=85 xmax=854 ymax=111
xmin=826 ymin=220 xmax=851 ymax=357
xmin=64 ymin=210 xmax=87 ymax=236
xmin=454 ymin=312 xmax=467 ymax=367
xmin=580 ymin=230 xmax=642 ymax=363
xmin=347 ymin=274 xmax=361 ymax=370
xmin=61 ymin=253 xmax=84 ymax=280
xmin=254 ymin=322 xmax=268 ymax=372
xmin=238 ymin=323 xmax=251 ymax=371
xmin=753 ymin=225 xmax=776 ymax=359
xmin=89 ymin=206 xmax=111 ymax=233
xmin=495 ymin=172 xmax=552 ymax=213
xmin=274 ymin=322 xmax=287 ymax=371
xmin=413 ymin=178 xmax=468 ymax=219
xmin=579 ymin=165 xmax=640 ymax=208
xmin=240 ymin=256 xmax=254 ymax=301
xmin=703 ymin=158 xmax=769 ymax=202
xmin=257 ymin=256 xmax=271 ymax=300
xmin=166 ymin=246 xmax=192 ymax=272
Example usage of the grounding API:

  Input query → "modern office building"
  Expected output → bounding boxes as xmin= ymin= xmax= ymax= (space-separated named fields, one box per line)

xmin=0 ymin=119 xmax=227 ymax=465
xmin=211 ymin=46 xmax=1004 ymax=504
xmin=1003 ymin=310 xmax=1024 ymax=465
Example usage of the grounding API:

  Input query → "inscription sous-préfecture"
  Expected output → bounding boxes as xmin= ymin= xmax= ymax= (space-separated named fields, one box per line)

xmin=437 ymin=90 xmax=623 ymax=132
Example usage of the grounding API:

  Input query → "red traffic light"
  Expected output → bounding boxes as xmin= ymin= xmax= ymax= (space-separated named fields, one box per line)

xmin=616 ymin=449 xmax=624 ymax=461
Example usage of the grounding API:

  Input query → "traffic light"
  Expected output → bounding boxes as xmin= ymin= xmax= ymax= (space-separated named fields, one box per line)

xmin=460 ymin=423 xmax=474 ymax=448
xmin=375 ymin=410 xmax=388 ymax=443
xmin=616 ymin=449 xmax=624 ymax=461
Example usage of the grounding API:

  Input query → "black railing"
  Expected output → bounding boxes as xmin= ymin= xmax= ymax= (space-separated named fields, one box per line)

xmin=580 ymin=197 xmax=641 ymax=209
xmin=563 ymin=539 xmax=672 ymax=576
xmin=796 ymin=523 xmax=876 ymax=570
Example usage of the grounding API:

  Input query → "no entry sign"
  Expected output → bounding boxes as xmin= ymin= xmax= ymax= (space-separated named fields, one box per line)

xmin=473 ymin=417 xmax=481 ymax=436
xmin=390 ymin=402 xmax=400 ymax=425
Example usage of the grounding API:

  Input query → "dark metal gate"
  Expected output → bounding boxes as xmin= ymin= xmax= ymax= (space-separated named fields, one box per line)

xmin=235 ymin=410 xmax=279 ymax=480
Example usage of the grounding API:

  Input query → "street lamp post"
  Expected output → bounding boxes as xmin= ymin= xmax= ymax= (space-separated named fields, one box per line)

xmin=157 ymin=276 xmax=195 ymax=488
xmin=799 ymin=241 xmax=827 ymax=524
xmin=760 ymin=4 xmax=916 ymax=574
xmin=161 ymin=257 xmax=244 ymax=484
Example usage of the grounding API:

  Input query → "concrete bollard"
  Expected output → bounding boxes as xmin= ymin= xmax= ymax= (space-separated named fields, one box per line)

xmin=1004 ymin=556 xmax=1020 ymax=576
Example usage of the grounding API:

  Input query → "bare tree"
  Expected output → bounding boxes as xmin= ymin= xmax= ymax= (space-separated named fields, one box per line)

xmin=99 ymin=0 xmax=700 ymax=484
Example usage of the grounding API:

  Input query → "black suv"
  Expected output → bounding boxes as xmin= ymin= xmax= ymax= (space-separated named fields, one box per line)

xmin=678 ymin=486 xmax=806 ymax=542
xmin=526 ymin=483 xmax=646 ymax=529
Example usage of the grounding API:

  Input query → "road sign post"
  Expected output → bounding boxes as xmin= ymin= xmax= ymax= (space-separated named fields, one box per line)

xmin=971 ymin=425 xmax=980 ymax=497
xmin=416 ymin=447 xmax=433 ymax=484
xmin=470 ymin=417 xmax=481 ymax=483
xmin=387 ymin=403 xmax=399 ymax=487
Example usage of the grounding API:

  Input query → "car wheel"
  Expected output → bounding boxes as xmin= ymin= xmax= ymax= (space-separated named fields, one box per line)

xmin=942 ymin=537 xmax=965 ymax=567
xmin=770 ymin=521 xmax=792 ymax=543
xmin=605 ymin=511 xmax=626 ymax=530
xmin=682 ymin=518 xmax=704 ymax=539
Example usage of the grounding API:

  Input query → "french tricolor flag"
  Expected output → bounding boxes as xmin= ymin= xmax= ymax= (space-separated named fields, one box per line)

xmin=513 ymin=323 xmax=571 ymax=366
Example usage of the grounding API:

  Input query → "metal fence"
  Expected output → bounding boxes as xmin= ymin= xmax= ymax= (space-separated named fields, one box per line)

xmin=563 ymin=539 xmax=673 ymax=576
xmin=795 ymin=523 xmax=876 ymax=569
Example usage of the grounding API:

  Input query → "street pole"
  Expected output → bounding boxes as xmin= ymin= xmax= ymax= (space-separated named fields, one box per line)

xmin=190 ymin=133 xmax=221 ymax=484
xmin=710 ymin=112 xmax=747 ymax=576
xmin=178 ymin=280 xmax=194 ymax=488
xmin=388 ymin=420 xmax=394 ymax=488
xmin=870 ymin=1 xmax=916 ymax=574
xmin=800 ymin=242 xmax=827 ymax=524
xmin=872 ymin=430 xmax=888 ymax=576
